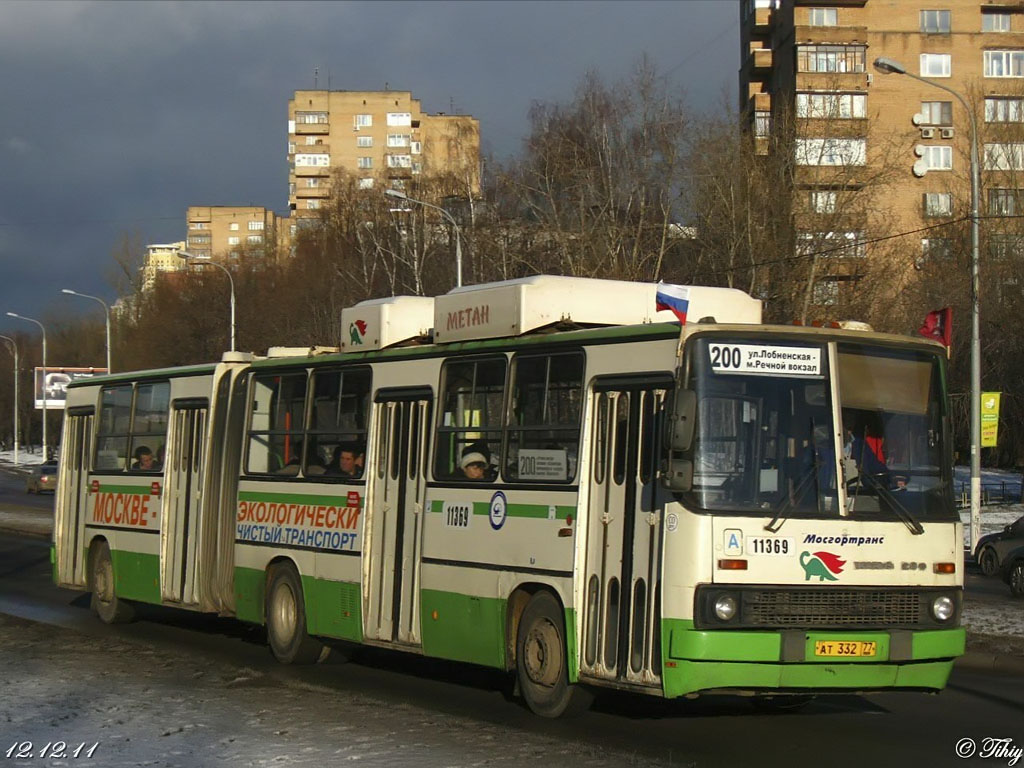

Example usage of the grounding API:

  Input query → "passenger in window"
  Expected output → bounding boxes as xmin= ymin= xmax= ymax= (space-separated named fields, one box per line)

xmin=131 ymin=445 xmax=155 ymax=471
xmin=327 ymin=442 xmax=363 ymax=479
xmin=460 ymin=442 xmax=496 ymax=482
xmin=153 ymin=444 xmax=165 ymax=471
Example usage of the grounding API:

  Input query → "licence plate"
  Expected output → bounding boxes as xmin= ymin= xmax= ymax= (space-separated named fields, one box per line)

xmin=814 ymin=640 xmax=877 ymax=658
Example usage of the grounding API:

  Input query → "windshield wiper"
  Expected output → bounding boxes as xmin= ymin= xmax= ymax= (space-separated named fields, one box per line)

xmin=764 ymin=466 xmax=817 ymax=533
xmin=856 ymin=472 xmax=925 ymax=535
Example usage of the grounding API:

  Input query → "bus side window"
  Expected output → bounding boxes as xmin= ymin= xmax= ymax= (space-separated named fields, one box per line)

xmin=434 ymin=357 xmax=506 ymax=481
xmin=246 ymin=373 xmax=307 ymax=475
xmin=307 ymin=367 xmax=370 ymax=480
xmin=128 ymin=381 xmax=169 ymax=472
xmin=95 ymin=385 xmax=133 ymax=471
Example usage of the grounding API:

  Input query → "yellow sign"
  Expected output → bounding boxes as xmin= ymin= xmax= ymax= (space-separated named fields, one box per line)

xmin=981 ymin=391 xmax=1001 ymax=448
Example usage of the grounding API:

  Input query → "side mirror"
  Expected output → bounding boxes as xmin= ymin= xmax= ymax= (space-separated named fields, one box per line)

xmin=665 ymin=389 xmax=697 ymax=453
xmin=661 ymin=458 xmax=693 ymax=492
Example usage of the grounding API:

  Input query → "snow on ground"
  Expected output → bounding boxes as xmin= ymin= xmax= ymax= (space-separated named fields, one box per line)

xmin=0 ymin=448 xmax=47 ymax=469
xmin=962 ymin=600 xmax=1024 ymax=640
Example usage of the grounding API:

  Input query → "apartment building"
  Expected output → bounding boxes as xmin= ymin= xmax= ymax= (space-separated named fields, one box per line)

xmin=740 ymin=0 xmax=1024 ymax=303
xmin=184 ymin=206 xmax=284 ymax=260
xmin=287 ymin=90 xmax=480 ymax=220
xmin=141 ymin=241 xmax=187 ymax=292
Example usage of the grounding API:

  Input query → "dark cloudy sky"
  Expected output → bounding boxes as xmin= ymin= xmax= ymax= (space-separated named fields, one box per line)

xmin=0 ymin=0 xmax=737 ymax=335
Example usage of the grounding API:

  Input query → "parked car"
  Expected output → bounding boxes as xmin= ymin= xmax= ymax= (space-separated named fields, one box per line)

xmin=1000 ymin=544 xmax=1024 ymax=598
xmin=973 ymin=514 xmax=1024 ymax=576
xmin=25 ymin=463 xmax=58 ymax=494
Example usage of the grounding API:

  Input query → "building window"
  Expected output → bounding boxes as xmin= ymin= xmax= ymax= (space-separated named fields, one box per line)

xmin=989 ymin=234 xmax=1024 ymax=260
xmin=354 ymin=114 xmax=372 ymax=128
xmin=358 ymin=156 xmax=373 ymax=169
xmin=985 ymin=50 xmax=1024 ymax=77
xmin=359 ymin=178 xmax=374 ymax=189
xmin=923 ymin=192 xmax=953 ymax=217
xmin=983 ymin=13 xmax=1011 ymax=33
xmin=796 ymin=92 xmax=866 ymax=119
xmin=920 ymin=10 xmax=951 ymax=34
xmin=795 ymin=138 xmax=866 ymax=166
xmin=922 ymin=238 xmax=954 ymax=260
xmin=797 ymin=231 xmax=865 ymax=258
xmin=753 ymin=110 xmax=772 ymax=136
xmin=920 ymin=53 xmax=952 ymax=77
xmin=188 ymin=222 xmax=208 ymax=230
xmin=288 ymin=183 xmax=295 ymax=195
xmin=812 ymin=279 xmax=839 ymax=306
xmin=810 ymin=190 xmax=837 ymax=213
xmin=229 ymin=251 xmax=240 ymax=259
xmin=295 ymin=153 xmax=330 ymax=167
xmin=989 ymin=188 xmax=1024 ymax=215
xmin=920 ymin=101 xmax=952 ymax=125
xmin=304 ymin=136 xmax=318 ymax=146
xmin=922 ymin=145 xmax=953 ymax=170
xmin=357 ymin=136 xmax=373 ymax=148
xmin=387 ymin=112 xmax=412 ymax=127
xmin=287 ymin=142 xmax=296 ymax=155
xmin=796 ymin=44 xmax=866 ymax=73
xmin=296 ymin=111 xmax=328 ymax=124
xmin=387 ymin=133 xmax=411 ymax=147
xmin=808 ymin=8 xmax=837 ymax=26
xmin=387 ymin=154 xmax=413 ymax=168
xmin=307 ymin=200 xmax=320 ymax=210
xmin=307 ymin=178 xmax=320 ymax=188
xmin=229 ymin=222 xmax=239 ymax=231
xmin=188 ymin=234 xmax=211 ymax=245
xmin=985 ymin=142 xmax=1024 ymax=170
xmin=411 ymin=140 xmax=422 ymax=154
xmin=412 ymin=162 xmax=422 ymax=175
xmin=248 ymin=221 xmax=265 ymax=231
xmin=247 ymin=235 xmax=263 ymax=244
xmin=228 ymin=236 xmax=240 ymax=246
xmin=986 ymin=97 xmax=1024 ymax=122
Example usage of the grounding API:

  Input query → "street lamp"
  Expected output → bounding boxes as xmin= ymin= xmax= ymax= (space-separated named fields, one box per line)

xmin=6 ymin=312 xmax=47 ymax=458
xmin=176 ymin=251 xmax=237 ymax=352
xmin=874 ymin=56 xmax=983 ymax=549
xmin=61 ymin=289 xmax=112 ymax=373
xmin=0 ymin=335 xmax=19 ymax=465
xmin=384 ymin=188 xmax=464 ymax=288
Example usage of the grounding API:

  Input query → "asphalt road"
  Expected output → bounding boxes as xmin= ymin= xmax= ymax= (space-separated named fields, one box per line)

xmin=0 ymin=462 xmax=55 ymax=513
xmin=0 ymin=529 xmax=1021 ymax=768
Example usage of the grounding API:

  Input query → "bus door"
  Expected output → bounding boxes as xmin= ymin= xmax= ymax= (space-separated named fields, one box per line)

xmin=581 ymin=376 xmax=671 ymax=688
xmin=56 ymin=407 xmax=94 ymax=587
xmin=160 ymin=400 xmax=208 ymax=605
xmin=364 ymin=388 xmax=432 ymax=646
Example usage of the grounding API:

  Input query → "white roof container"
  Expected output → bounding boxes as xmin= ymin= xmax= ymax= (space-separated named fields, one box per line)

xmin=432 ymin=275 xmax=761 ymax=344
xmin=340 ymin=295 xmax=434 ymax=352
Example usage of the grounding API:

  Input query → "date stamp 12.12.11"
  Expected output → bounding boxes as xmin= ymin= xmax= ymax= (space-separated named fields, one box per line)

xmin=5 ymin=743 xmax=100 ymax=760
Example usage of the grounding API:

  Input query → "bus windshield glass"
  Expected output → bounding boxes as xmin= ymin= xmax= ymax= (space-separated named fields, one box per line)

xmin=683 ymin=336 xmax=954 ymax=522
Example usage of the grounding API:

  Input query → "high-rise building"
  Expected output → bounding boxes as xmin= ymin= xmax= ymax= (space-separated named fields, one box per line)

xmin=739 ymin=0 xmax=1024 ymax=304
xmin=184 ymin=206 xmax=283 ymax=260
xmin=287 ymin=90 xmax=480 ymax=221
xmin=141 ymin=241 xmax=186 ymax=292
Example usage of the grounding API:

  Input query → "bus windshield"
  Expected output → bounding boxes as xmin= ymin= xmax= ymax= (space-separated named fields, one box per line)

xmin=683 ymin=336 xmax=955 ymax=522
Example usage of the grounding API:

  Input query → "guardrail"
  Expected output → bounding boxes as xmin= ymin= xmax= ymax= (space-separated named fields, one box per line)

xmin=956 ymin=481 xmax=1023 ymax=508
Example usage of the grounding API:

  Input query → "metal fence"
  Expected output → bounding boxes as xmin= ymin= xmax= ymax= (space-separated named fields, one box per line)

xmin=955 ymin=481 xmax=1023 ymax=508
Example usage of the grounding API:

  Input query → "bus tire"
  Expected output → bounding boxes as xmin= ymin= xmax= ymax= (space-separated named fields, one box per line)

xmin=265 ymin=564 xmax=326 ymax=665
xmin=516 ymin=591 xmax=592 ymax=718
xmin=978 ymin=546 xmax=999 ymax=577
xmin=89 ymin=541 xmax=134 ymax=625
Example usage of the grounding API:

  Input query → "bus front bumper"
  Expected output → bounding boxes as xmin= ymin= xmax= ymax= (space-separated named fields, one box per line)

xmin=660 ymin=620 xmax=965 ymax=699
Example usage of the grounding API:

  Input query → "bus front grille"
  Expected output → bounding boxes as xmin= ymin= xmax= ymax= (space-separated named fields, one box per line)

xmin=743 ymin=588 xmax=924 ymax=626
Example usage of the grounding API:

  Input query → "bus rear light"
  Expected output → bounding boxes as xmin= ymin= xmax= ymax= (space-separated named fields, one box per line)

xmin=933 ymin=562 xmax=955 ymax=574
xmin=717 ymin=559 xmax=748 ymax=570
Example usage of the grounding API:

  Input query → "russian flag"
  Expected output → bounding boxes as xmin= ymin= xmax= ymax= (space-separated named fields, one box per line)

xmin=656 ymin=283 xmax=690 ymax=324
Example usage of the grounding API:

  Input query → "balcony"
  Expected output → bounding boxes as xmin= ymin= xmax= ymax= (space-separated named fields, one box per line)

xmin=751 ymin=48 xmax=773 ymax=71
xmin=294 ymin=122 xmax=329 ymax=135
xmin=751 ymin=91 xmax=772 ymax=112
xmin=295 ymin=186 xmax=330 ymax=199
xmin=794 ymin=25 xmax=868 ymax=44
xmin=753 ymin=6 xmax=771 ymax=30
xmin=294 ymin=165 xmax=330 ymax=178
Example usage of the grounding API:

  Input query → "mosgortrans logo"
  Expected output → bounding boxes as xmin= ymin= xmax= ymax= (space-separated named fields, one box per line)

xmin=349 ymin=319 xmax=368 ymax=345
xmin=800 ymin=550 xmax=846 ymax=582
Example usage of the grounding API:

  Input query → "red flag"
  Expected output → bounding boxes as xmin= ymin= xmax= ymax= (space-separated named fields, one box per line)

xmin=918 ymin=307 xmax=952 ymax=348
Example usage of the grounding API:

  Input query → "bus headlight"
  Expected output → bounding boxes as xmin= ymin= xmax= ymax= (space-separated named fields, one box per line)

xmin=714 ymin=594 xmax=738 ymax=621
xmin=931 ymin=595 xmax=955 ymax=622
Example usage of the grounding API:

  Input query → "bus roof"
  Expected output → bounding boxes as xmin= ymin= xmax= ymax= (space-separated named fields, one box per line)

xmin=66 ymin=362 xmax=218 ymax=389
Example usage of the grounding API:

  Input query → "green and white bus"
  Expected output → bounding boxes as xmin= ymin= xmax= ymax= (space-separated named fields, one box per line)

xmin=53 ymin=275 xmax=965 ymax=717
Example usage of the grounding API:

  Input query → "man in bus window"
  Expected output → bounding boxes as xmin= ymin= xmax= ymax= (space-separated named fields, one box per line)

xmin=460 ymin=443 xmax=495 ymax=481
xmin=131 ymin=445 xmax=155 ymax=471
xmin=327 ymin=442 xmax=362 ymax=479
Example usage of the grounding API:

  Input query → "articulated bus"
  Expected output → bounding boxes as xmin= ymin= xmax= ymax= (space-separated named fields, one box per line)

xmin=53 ymin=276 xmax=965 ymax=717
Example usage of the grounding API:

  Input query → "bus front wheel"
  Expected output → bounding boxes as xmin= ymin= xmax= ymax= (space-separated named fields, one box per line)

xmin=265 ymin=564 xmax=327 ymax=664
xmin=89 ymin=541 xmax=134 ymax=624
xmin=516 ymin=591 xmax=592 ymax=718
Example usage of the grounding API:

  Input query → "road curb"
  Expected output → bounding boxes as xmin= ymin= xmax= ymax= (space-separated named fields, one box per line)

xmin=954 ymin=650 xmax=1024 ymax=676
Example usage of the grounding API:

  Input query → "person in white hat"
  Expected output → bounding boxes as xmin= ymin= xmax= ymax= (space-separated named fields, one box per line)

xmin=460 ymin=442 xmax=493 ymax=481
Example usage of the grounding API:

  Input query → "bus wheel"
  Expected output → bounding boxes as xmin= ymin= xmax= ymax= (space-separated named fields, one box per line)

xmin=265 ymin=564 xmax=326 ymax=664
xmin=978 ymin=547 xmax=999 ymax=577
xmin=516 ymin=591 xmax=592 ymax=718
xmin=89 ymin=541 xmax=134 ymax=624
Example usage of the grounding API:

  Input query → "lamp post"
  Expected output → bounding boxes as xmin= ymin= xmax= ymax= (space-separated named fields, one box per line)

xmin=0 ymin=335 xmax=19 ymax=465
xmin=61 ymin=289 xmax=112 ymax=373
xmin=176 ymin=251 xmax=236 ymax=352
xmin=6 ymin=312 xmax=47 ymax=458
xmin=874 ymin=56 xmax=983 ymax=549
xmin=384 ymin=188 xmax=463 ymax=288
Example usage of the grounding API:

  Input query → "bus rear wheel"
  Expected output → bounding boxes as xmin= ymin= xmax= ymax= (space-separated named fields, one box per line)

xmin=516 ymin=591 xmax=592 ymax=718
xmin=89 ymin=541 xmax=134 ymax=624
xmin=265 ymin=564 xmax=327 ymax=664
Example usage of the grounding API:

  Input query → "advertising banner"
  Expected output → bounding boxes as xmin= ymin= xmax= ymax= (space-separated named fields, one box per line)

xmin=981 ymin=391 xmax=1001 ymax=448
xmin=34 ymin=367 xmax=108 ymax=410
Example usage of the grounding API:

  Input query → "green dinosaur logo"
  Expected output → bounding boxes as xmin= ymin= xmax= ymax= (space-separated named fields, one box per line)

xmin=800 ymin=550 xmax=846 ymax=582
xmin=349 ymin=319 xmax=368 ymax=345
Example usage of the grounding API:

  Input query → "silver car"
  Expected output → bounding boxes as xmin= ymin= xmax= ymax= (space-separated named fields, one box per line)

xmin=25 ymin=463 xmax=58 ymax=494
